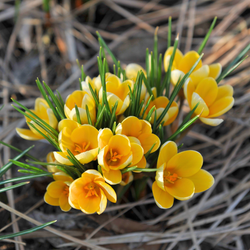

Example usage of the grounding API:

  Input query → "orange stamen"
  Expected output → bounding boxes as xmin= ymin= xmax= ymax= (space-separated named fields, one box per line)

xmin=74 ymin=142 xmax=90 ymax=154
xmin=164 ymin=170 xmax=179 ymax=184
xmin=84 ymin=183 xmax=99 ymax=198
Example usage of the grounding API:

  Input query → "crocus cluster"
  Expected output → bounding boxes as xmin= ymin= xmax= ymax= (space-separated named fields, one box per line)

xmin=15 ymin=35 xmax=234 ymax=214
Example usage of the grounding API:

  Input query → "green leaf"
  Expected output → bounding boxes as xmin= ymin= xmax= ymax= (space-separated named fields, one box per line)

xmin=217 ymin=55 xmax=248 ymax=84
xmin=155 ymin=53 xmax=203 ymax=129
xmin=121 ymin=166 xmax=138 ymax=174
xmin=0 ymin=220 xmax=56 ymax=240
xmin=144 ymin=143 xmax=156 ymax=159
xmin=9 ymin=160 xmax=47 ymax=173
xmin=0 ymin=146 xmax=34 ymax=177
xmin=88 ymin=82 xmax=99 ymax=106
xmin=75 ymin=104 xmax=81 ymax=124
xmin=0 ymin=141 xmax=39 ymax=162
xmin=0 ymin=182 xmax=29 ymax=193
xmin=0 ymin=173 xmax=52 ymax=186
xmin=197 ymin=17 xmax=217 ymax=55
xmin=66 ymin=149 xmax=86 ymax=173
xmin=85 ymin=105 xmax=93 ymax=125
xmin=168 ymin=16 xmax=172 ymax=48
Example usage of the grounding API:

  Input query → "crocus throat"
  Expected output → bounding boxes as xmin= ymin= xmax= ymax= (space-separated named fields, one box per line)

xmin=164 ymin=170 xmax=179 ymax=184
xmin=74 ymin=142 xmax=90 ymax=154
xmin=84 ymin=183 xmax=99 ymax=198
xmin=63 ymin=185 xmax=69 ymax=196
xmin=107 ymin=149 xmax=122 ymax=165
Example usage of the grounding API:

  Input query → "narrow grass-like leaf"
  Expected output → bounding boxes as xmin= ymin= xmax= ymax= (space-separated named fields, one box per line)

xmin=0 ymin=146 xmax=34 ymax=177
xmin=10 ymin=160 xmax=47 ymax=173
xmin=97 ymin=31 xmax=118 ymax=66
xmin=75 ymin=105 xmax=81 ymax=124
xmin=145 ymin=106 xmax=155 ymax=122
xmin=19 ymin=170 xmax=42 ymax=175
xmin=66 ymin=149 xmax=86 ymax=172
xmin=156 ymin=53 xmax=203 ymax=128
xmin=168 ymin=16 xmax=172 ymax=48
xmin=167 ymin=115 xmax=199 ymax=141
xmin=0 ymin=182 xmax=29 ymax=193
xmin=56 ymin=91 xmax=64 ymax=107
xmin=142 ymin=74 xmax=154 ymax=98
xmin=121 ymin=166 xmax=138 ymax=174
xmin=11 ymin=98 xmax=58 ymax=136
xmin=88 ymin=83 xmax=99 ymax=106
xmin=134 ymin=168 xmax=158 ymax=172
xmin=56 ymin=165 xmax=80 ymax=179
xmin=27 ymin=122 xmax=60 ymax=150
xmin=161 ymin=35 xmax=179 ymax=97
xmin=95 ymin=104 xmax=105 ymax=129
xmin=0 ymin=141 xmax=39 ymax=162
xmin=109 ymin=101 xmax=118 ymax=129
xmin=197 ymin=17 xmax=217 ymax=55
xmin=112 ymin=121 xmax=117 ymax=134
xmin=85 ymin=105 xmax=93 ymax=125
xmin=141 ymin=95 xmax=153 ymax=119
xmin=0 ymin=220 xmax=57 ymax=240
xmin=0 ymin=173 xmax=52 ymax=185
xmin=217 ymin=56 xmax=248 ymax=84
xmin=144 ymin=143 xmax=156 ymax=159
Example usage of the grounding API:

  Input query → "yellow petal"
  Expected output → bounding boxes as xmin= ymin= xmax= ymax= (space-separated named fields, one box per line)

xmin=163 ymin=47 xmax=183 ymax=72
xmin=58 ymin=119 xmax=80 ymax=133
xmin=102 ymin=169 xmax=122 ymax=185
xmin=167 ymin=150 xmax=203 ymax=177
xmin=78 ymin=193 xmax=101 ymax=214
xmin=116 ymin=116 xmax=141 ymax=137
xmin=47 ymin=181 xmax=65 ymax=198
xmin=171 ymin=70 xmax=185 ymax=86
xmin=216 ymin=85 xmax=234 ymax=101
xmin=191 ymin=92 xmax=209 ymax=117
xmin=117 ymin=95 xmax=130 ymax=115
xmin=59 ymin=193 xmax=71 ymax=212
xmin=53 ymin=172 xmax=73 ymax=182
xmin=190 ymin=65 xmax=209 ymax=85
xmin=152 ymin=181 xmax=174 ymax=209
xmin=95 ymin=180 xmax=117 ymax=203
xmin=183 ymin=78 xmax=196 ymax=107
xmin=97 ymin=189 xmax=107 ymax=215
xmin=130 ymin=143 xmax=144 ymax=166
xmin=16 ymin=128 xmax=43 ymax=140
xmin=125 ymin=63 xmax=146 ymax=82
xmin=199 ymin=117 xmax=223 ymax=126
xmin=71 ymin=125 xmax=98 ymax=148
xmin=155 ymin=163 xmax=165 ymax=191
xmin=163 ymin=106 xmax=179 ymax=126
xmin=208 ymin=96 xmax=234 ymax=118
xmin=133 ymin=155 xmax=147 ymax=173
xmin=47 ymin=109 xmax=58 ymax=129
xmin=44 ymin=192 xmax=59 ymax=206
xmin=53 ymin=152 xmax=73 ymax=165
xmin=120 ymin=171 xmax=133 ymax=186
xmin=108 ymin=134 xmax=131 ymax=156
xmin=208 ymin=63 xmax=222 ymax=79
xmin=195 ymin=77 xmax=218 ymax=107
xmin=165 ymin=178 xmax=194 ymax=200
xmin=187 ymin=169 xmax=214 ymax=193
xmin=76 ymin=148 xmax=99 ymax=164
xmin=98 ymin=128 xmax=113 ymax=149
xmin=178 ymin=51 xmax=202 ymax=74
xmin=157 ymin=141 xmax=177 ymax=168
xmin=138 ymin=133 xmax=160 ymax=154
xmin=106 ymin=93 xmax=123 ymax=114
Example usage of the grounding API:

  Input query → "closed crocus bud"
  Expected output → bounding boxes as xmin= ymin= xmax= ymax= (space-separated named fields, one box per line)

xmin=99 ymin=74 xmax=134 ymax=116
xmin=16 ymin=98 xmax=58 ymax=140
xmin=81 ymin=75 xmax=102 ymax=94
xmin=64 ymin=90 xmax=96 ymax=124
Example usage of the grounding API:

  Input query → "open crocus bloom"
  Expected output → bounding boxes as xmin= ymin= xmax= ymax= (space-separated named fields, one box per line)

xmin=164 ymin=47 xmax=222 ymax=86
xmin=54 ymin=119 xmax=99 ymax=165
xmin=99 ymin=74 xmax=134 ymax=115
xmin=16 ymin=98 xmax=58 ymax=140
xmin=153 ymin=141 xmax=214 ymax=209
xmin=184 ymin=77 xmax=234 ymax=126
xmin=116 ymin=116 xmax=160 ymax=155
xmin=81 ymin=75 xmax=102 ymax=94
xmin=64 ymin=90 xmax=96 ymax=124
xmin=44 ymin=172 xmax=73 ymax=212
xmin=98 ymin=128 xmax=144 ymax=184
xmin=69 ymin=169 xmax=117 ymax=214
